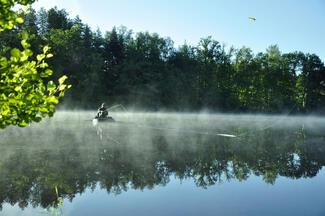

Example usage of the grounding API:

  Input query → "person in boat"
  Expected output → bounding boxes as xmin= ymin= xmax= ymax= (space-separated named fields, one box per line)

xmin=96 ymin=103 xmax=109 ymax=119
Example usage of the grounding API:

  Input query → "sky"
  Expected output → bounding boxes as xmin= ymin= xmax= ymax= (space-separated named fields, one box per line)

xmin=32 ymin=0 xmax=325 ymax=60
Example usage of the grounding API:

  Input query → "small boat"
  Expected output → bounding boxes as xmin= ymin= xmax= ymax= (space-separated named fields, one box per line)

xmin=94 ymin=116 xmax=115 ymax=122
xmin=93 ymin=103 xmax=116 ymax=125
xmin=92 ymin=116 xmax=115 ymax=126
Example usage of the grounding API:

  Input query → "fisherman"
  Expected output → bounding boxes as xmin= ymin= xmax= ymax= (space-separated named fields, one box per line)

xmin=96 ymin=103 xmax=109 ymax=119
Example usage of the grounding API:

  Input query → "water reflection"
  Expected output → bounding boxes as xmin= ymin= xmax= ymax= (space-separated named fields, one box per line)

xmin=0 ymin=112 xmax=324 ymax=210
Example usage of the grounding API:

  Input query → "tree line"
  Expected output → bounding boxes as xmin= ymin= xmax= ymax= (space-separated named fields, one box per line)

xmin=1 ymin=7 xmax=324 ymax=113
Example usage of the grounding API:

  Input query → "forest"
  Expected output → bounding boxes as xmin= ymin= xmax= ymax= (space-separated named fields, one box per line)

xmin=1 ymin=7 xmax=325 ymax=113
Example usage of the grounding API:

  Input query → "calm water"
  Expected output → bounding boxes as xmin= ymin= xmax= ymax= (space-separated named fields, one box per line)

xmin=0 ymin=112 xmax=325 ymax=216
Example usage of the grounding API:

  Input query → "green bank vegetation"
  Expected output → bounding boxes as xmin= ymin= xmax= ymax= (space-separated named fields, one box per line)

xmin=1 ymin=4 xmax=325 ymax=129
xmin=0 ymin=0 xmax=70 ymax=128
xmin=2 ymin=7 xmax=323 ymax=113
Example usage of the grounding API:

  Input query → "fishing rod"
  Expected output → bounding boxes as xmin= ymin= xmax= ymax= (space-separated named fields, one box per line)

xmin=107 ymin=104 xmax=128 ymax=112
xmin=235 ymin=103 xmax=298 ymax=138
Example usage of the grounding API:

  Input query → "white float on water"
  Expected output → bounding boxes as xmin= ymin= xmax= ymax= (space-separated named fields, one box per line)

xmin=216 ymin=133 xmax=237 ymax=138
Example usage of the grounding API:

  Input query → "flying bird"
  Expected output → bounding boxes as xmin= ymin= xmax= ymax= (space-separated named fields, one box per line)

xmin=248 ymin=17 xmax=256 ymax=21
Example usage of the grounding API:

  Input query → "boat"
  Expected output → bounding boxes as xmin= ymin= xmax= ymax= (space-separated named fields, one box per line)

xmin=93 ymin=103 xmax=117 ymax=124
xmin=92 ymin=116 xmax=115 ymax=126
xmin=94 ymin=116 xmax=115 ymax=122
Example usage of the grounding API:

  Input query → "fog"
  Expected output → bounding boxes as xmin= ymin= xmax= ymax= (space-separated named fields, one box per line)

xmin=1 ymin=111 xmax=325 ymax=172
xmin=2 ymin=111 xmax=325 ymax=151
xmin=1 ymin=111 xmax=325 ymax=213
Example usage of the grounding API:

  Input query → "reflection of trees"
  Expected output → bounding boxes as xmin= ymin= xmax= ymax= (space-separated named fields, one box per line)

xmin=0 ymin=122 xmax=324 ymax=209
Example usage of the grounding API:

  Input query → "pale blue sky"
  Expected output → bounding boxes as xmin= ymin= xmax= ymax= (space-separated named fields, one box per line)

xmin=32 ymin=0 xmax=325 ymax=60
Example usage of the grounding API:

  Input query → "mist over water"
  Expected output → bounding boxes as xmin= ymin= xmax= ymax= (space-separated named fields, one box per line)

xmin=1 ymin=111 xmax=325 ymax=216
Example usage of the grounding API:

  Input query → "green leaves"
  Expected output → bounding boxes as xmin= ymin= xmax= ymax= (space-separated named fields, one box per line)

xmin=0 ymin=0 xmax=36 ymax=32
xmin=1 ymin=36 xmax=71 ymax=128
xmin=47 ymin=81 xmax=56 ymax=91
xmin=58 ymin=75 xmax=68 ymax=84
xmin=14 ymin=86 xmax=22 ymax=92
xmin=47 ymin=96 xmax=59 ymax=104
xmin=15 ymin=17 xmax=24 ymax=24
xmin=21 ymin=39 xmax=31 ymax=49
xmin=36 ymin=54 xmax=45 ymax=61
xmin=11 ymin=48 xmax=21 ymax=58
xmin=41 ymin=69 xmax=53 ymax=77
xmin=18 ymin=121 xmax=28 ymax=127
xmin=43 ymin=46 xmax=49 ymax=53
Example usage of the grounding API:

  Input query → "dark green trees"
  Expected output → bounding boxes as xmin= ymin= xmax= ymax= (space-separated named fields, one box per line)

xmin=2 ymin=6 xmax=323 ymax=113
xmin=300 ymin=54 xmax=325 ymax=112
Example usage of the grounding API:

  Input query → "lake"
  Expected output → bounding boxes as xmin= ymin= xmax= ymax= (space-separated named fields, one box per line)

xmin=0 ymin=112 xmax=325 ymax=216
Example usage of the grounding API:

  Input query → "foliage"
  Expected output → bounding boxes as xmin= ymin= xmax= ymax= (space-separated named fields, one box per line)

xmin=2 ymin=6 xmax=324 ymax=113
xmin=0 ymin=0 xmax=36 ymax=32
xmin=0 ymin=1 xmax=70 ymax=128
xmin=0 ymin=34 xmax=70 ymax=128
